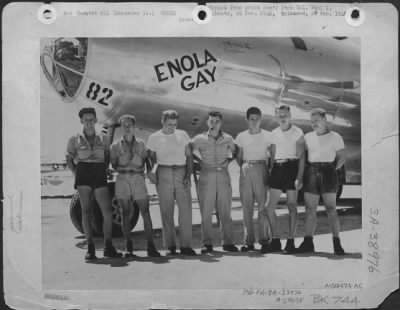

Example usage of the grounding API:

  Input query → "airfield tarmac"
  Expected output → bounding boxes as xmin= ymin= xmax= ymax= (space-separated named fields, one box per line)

xmin=42 ymin=169 xmax=362 ymax=290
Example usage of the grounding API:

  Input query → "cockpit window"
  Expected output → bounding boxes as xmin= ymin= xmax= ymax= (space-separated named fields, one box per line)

xmin=42 ymin=38 xmax=88 ymax=98
xmin=54 ymin=38 xmax=87 ymax=74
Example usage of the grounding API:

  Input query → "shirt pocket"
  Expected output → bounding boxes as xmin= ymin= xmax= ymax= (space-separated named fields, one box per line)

xmin=93 ymin=144 xmax=105 ymax=161
xmin=118 ymin=152 xmax=131 ymax=166
xmin=76 ymin=145 xmax=91 ymax=160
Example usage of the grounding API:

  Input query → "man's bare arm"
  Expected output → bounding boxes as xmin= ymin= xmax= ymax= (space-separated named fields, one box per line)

xmin=66 ymin=155 xmax=76 ymax=175
xmin=335 ymin=149 xmax=346 ymax=170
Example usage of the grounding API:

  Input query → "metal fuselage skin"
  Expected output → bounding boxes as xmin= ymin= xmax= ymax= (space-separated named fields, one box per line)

xmin=41 ymin=37 xmax=361 ymax=183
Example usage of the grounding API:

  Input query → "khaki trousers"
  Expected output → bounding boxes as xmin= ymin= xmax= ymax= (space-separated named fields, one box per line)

xmin=198 ymin=168 xmax=233 ymax=245
xmin=156 ymin=167 xmax=192 ymax=248
xmin=239 ymin=164 xmax=271 ymax=245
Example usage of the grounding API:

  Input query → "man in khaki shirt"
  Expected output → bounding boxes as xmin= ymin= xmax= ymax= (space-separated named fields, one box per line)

xmin=191 ymin=111 xmax=238 ymax=253
xmin=66 ymin=107 xmax=121 ymax=260
xmin=110 ymin=115 xmax=161 ymax=258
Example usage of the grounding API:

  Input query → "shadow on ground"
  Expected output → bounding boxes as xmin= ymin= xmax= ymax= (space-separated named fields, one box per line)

xmin=75 ymin=199 xmax=361 ymax=261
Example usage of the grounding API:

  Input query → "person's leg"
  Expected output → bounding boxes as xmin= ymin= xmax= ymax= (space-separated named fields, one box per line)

xmin=322 ymin=192 xmax=344 ymax=255
xmin=136 ymin=197 xmax=161 ymax=257
xmin=254 ymin=166 xmax=270 ymax=247
xmin=77 ymin=186 xmax=96 ymax=259
xmin=284 ymin=190 xmax=298 ymax=253
xmin=174 ymin=168 xmax=195 ymax=255
xmin=156 ymin=168 xmax=177 ymax=254
xmin=239 ymin=168 xmax=255 ymax=250
xmin=198 ymin=170 xmax=216 ymax=252
xmin=216 ymin=171 xmax=236 ymax=251
xmin=94 ymin=186 xmax=122 ymax=257
xmin=286 ymin=190 xmax=298 ymax=238
xmin=265 ymin=188 xmax=282 ymax=238
xmin=297 ymin=192 xmax=319 ymax=253
xmin=115 ymin=175 xmax=135 ymax=256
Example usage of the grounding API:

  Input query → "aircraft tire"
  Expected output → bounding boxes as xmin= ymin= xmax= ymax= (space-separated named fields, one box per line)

xmin=70 ymin=192 xmax=85 ymax=235
xmin=69 ymin=182 xmax=140 ymax=237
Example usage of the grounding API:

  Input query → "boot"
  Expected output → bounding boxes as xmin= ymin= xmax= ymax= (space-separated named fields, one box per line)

xmin=261 ymin=238 xmax=281 ymax=253
xmin=85 ymin=242 xmax=97 ymax=260
xmin=147 ymin=241 xmax=161 ymax=257
xmin=333 ymin=237 xmax=345 ymax=255
xmin=296 ymin=236 xmax=315 ymax=253
xmin=283 ymin=238 xmax=296 ymax=254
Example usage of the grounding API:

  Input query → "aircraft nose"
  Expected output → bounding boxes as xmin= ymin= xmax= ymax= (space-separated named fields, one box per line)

xmin=41 ymin=38 xmax=88 ymax=100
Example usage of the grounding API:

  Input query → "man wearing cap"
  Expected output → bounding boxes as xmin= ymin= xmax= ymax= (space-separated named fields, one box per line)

xmin=191 ymin=111 xmax=238 ymax=253
xmin=297 ymin=108 xmax=346 ymax=255
xmin=66 ymin=107 xmax=121 ymax=260
xmin=147 ymin=110 xmax=196 ymax=256
xmin=264 ymin=105 xmax=305 ymax=254
xmin=110 ymin=115 xmax=161 ymax=258
xmin=235 ymin=107 xmax=272 ymax=252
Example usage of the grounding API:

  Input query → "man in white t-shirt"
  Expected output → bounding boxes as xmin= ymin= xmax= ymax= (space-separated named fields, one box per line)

xmin=297 ymin=108 xmax=346 ymax=255
xmin=264 ymin=105 xmax=305 ymax=254
xmin=147 ymin=110 xmax=196 ymax=256
xmin=235 ymin=107 xmax=272 ymax=252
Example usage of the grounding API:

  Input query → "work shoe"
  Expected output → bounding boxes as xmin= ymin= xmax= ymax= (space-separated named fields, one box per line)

xmin=260 ymin=238 xmax=282 ymax=253
xmin=333 ymin=237 xmax=345 ymax=256
xmin=180 ymin=247 xmax=197 ymax=256
xmin=85 ymin=243 xmax=97 ymax=260
xmin=240 ymin=244 xmax=255 ymax=252
xmin=124 ymin=252 xmax=137 ymax=258
xmin=103 ymin=245 xmax=123 ymax=258
xmin=200 ymin=244 xmax=213 ymax=254
xmin=147 ymin=242 xmax=161 ymax=257
xmin=223 ymin=244 xmax=239 ymax=252
xmin=124 ymin=240 xmax=136 ymax=258
xmin=283 ymin=239 xmax=296 ymax=254
xmin=166 ymin=246 xmax=178 ymax=256
xmin=296 ymin=236 xmax=315 ymax=253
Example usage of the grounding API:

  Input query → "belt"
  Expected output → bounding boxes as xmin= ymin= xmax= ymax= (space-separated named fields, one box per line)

xmin=201 ymin=166 xmax=228 ymax=171
xmin=243 ymin=160 xmax=267 ymax=164
xmin=308 ymin=162 xmax=334 ymax=167
xmin=118 ymin=170 xmax=144 ymax=175
xmin=158 ymin=164 xmax=186 ymax=169
xmin=274 ymin=158 xmax=298 ymax=165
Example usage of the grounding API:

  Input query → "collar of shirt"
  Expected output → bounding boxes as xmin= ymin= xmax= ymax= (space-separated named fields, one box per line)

xmin=78 ymin=132 xmax=102 ymax=146
xmin=119 ymin=136 xmax=137 ymax=152
xmin=206 ymin=130 xmax=225 ymax=142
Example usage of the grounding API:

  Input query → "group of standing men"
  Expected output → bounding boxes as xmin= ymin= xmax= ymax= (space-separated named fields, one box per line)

xmin=66 ymin=104 xmax=346 ymax=261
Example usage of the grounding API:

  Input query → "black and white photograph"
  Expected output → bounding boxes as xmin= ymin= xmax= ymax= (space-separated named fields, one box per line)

xmin=40 ymin=36 xmax=362 ymax=290
xmin=2 ymin=2 xmax=398 ymax=309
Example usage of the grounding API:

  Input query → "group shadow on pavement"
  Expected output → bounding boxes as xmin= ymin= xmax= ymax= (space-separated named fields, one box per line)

xmin=76 ymin=200 xmax=362 ymax=266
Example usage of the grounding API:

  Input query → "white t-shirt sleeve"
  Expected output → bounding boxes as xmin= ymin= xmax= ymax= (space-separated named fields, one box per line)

xmin=263 ymin=131 xmax=272 ymax=147
xmin=235 ymin=132 xmax=244 ymax=147
xmin=333 ymin=133 xmax=345 ymax=151
xmin=146 ymin=134 xmax=157 ymax=152
xmin=182 ymin=130 xmax=191 ymax=145
xmin=270 ymin=130 xmax=277 ymax=145
xmin=295 ymin=126 xmax=304 ymax=140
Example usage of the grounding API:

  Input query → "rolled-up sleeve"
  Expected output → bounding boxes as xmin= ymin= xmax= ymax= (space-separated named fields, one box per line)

xmin=66 ymin=136 xmax=76 ymax=160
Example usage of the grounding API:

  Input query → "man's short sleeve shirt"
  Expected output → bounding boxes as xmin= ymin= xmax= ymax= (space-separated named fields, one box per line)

xmin=191 ymin=132 xmax=235 ymax=168
xmin=147 ymin=129 xmax=190 ymax=165
xmin=305 ymin=131 xmax=345 ymax=162
xmin=235 ymin=129 xmax=272 ymax=161
xmin=271 ymin=125 xmax=303 ymax=160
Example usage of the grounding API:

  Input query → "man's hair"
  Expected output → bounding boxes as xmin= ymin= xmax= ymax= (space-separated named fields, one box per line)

xmin=118 ymin=114 xmax=136 ymax=126
xmin=310 ymin=108 xmax=327 ymax=118
xmin=162 ymin=110 xmax=179 ymax=123
xmin=208 ymin=111 xmax=222 ymax=120
xmin=275 ymin=104 xmax=290 ymax=113
xmin=78 ymin=107 xmax=96 ymax=119
xmin=246 ymin=107 xmax=261 ymax=119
